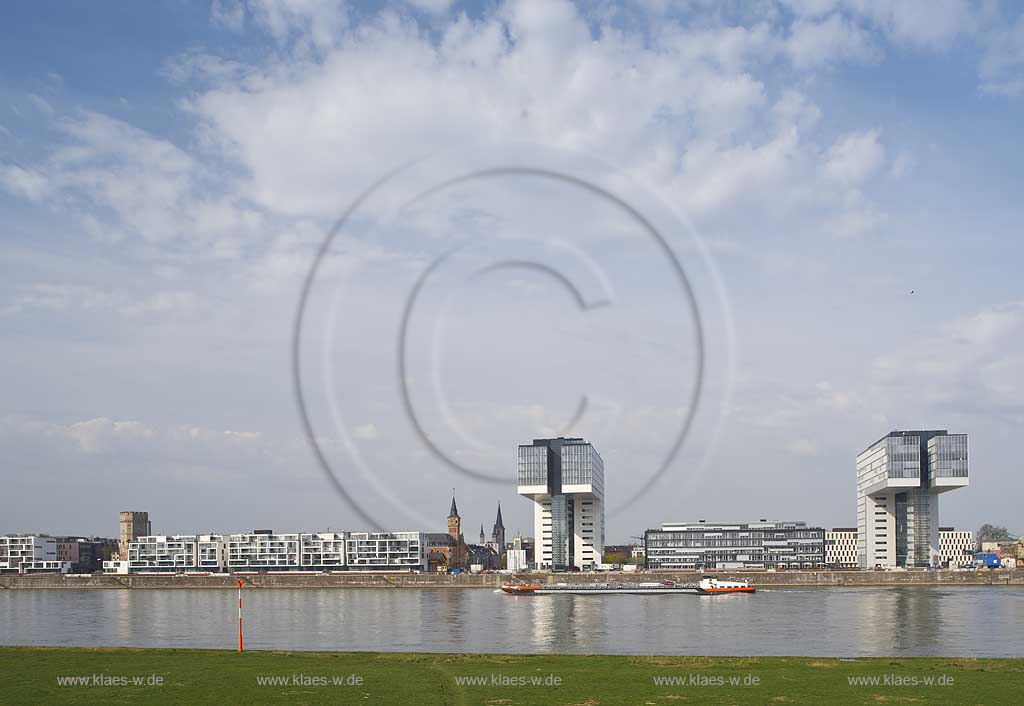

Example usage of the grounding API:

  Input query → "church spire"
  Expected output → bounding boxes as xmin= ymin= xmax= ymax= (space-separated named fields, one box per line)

xmin=495 ymin=502 xmax=504 ymax=529
xmin=449 ymin=492 xmax=459 ymax=518
xmin=480 ymin=524 xmax=485 ymax=544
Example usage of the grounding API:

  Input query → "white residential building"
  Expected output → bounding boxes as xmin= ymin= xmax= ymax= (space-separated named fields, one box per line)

xmin=939 ymin=527 xmax=975 ymax=568
xmin=825 ymin=528 xmax=859 ymax=568
xmin=0 ymin=535 xmax=71 ymax=574
xmin=300 ymin=532 xmax=347 ymax=569
xmin=506 ymin=548 xmax=528 ymax=572
xmin=227 ymin=532 xmax=302 ymax=571
xmin=102 ymin=530 xmax=423 ymax=573
xmin=518 ymin=437 xmax=605 ymax=570
xmin=857 ymin=430 xmax=968 ymax=569
xmin=128 ymin=535 xmax=199 ymax=572
xmin=345 ymin=532 xmax=426 ymax=571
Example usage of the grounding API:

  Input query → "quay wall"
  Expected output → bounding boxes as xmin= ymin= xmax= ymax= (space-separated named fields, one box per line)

xmin=0 ymin=569 xmax=1021 ymax=590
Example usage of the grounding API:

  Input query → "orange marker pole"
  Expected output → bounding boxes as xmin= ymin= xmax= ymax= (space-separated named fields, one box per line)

xmin=237 ymin=579 xmax=243 ymax=652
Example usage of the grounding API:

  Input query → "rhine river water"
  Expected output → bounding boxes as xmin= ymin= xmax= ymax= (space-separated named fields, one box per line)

xmin=2 ymin=586 xmax=1022 ymax=657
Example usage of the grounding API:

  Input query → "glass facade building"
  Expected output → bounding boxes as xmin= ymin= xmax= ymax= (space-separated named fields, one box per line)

xmin=856 ymin=430 xmax=968 ymax=569
xmin=644 ymin=521 xmax=825 ymax=570
xmin=517 ymin=437 xmax=605 ymax=570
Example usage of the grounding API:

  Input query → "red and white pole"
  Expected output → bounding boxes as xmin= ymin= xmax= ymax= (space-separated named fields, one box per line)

xmin=237 ymin=579 xmax=243 ymax=652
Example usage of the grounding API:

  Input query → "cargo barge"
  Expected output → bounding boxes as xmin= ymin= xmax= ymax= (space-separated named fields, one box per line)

xmin=500 ymin=577 xmax=755 ymax=595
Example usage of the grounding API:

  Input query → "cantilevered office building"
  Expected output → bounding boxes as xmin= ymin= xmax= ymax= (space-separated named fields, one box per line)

xmin=856 ymin=430 xmax=968 ymax=569
xmin=517 ymin=437 xmax=605 ymax=570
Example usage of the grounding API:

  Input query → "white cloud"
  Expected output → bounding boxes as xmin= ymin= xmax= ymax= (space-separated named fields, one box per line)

xmin=845 ymin=0 xmax=977 ymax=50
xmin=786 ymin=13 xmax=880 ymax=68
xmin=406 ymin=0 xmax=453 ymax=15
xmin=0 ymin=163 xmax=50 ymax=201
xmin=825 ymin=129 xmax=886 ymax=184
xmin=211 ymin=0 xmax=246 ymax=31
xmin=247 ymin=0 xmax=350 ymax=53
xmin=2 ymin=283 xmax=197 ymax=319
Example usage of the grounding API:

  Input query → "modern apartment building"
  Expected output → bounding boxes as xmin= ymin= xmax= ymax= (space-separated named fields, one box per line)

xmin=856 ymin=430 xmax=968 ymax=569
xmin=939 ymin=527 xmax=975 ymax=568
xmin=0 ymin=535 xmax=71 ymax=574
xmin=517 ymin=437 xmax=605 ymax=570
xmin=345 ymin=532 xmax=426 ymax=571
xmin=644 ymin=520 xmax=825 ymax=570
xmin=104 ymin=531 xmax=422 ymax=573
xmin=825 ymin=528 xmax=859 ymax=568
xmin=118 ymin=511 xmax=151 ymax=560
xmin=227 ymin=531 xmax=302 ymax=571
xmin=300 ymin=532 xmax=347 ymax=570
xmin=128 ymin=535 xmax=200 ymax=572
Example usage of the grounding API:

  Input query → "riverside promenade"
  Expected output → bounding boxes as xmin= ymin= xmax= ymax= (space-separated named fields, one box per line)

xmin=1 ymin=569 xmax=1021 ymax=589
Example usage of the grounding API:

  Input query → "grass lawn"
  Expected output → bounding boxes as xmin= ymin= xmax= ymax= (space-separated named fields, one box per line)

xmin=1 ymin=647 xmax=1022 ymax=706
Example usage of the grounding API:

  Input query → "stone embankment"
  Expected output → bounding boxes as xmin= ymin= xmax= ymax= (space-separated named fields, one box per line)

xmin=0 ymin=569 xmax=1020 ymax=589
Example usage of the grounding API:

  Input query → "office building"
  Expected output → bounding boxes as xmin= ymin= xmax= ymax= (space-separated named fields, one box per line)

xmin=510 ymin=535 xmax=535 ymax=567
xmin=56 ymin=537 xmax=117 ymax=573
xmin=939 ymin=527 xmax=975 ymax=568
xmin=517 ymin=437 xmax=605 ymax=570
xmin=856 ymin=430 xmax=968 ymax=568
xmin=825 ymin=528 xmax=858 ymax=568
xmin=644 ymin=520 xmax=825 ymax=570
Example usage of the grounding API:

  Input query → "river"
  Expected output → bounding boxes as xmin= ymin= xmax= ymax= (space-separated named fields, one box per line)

xmin=2 ymin=586 xmax=1022 ymax=657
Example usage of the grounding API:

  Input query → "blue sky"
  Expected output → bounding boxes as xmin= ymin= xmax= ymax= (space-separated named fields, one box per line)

xmin=2 ymin=0 xmax=1024 ymax=541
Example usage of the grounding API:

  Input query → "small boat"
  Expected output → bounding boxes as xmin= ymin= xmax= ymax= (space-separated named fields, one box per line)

xmin=499 ymin=576 xmax=754 ymax=595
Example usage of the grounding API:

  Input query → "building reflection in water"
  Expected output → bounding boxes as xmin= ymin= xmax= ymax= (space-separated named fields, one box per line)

xmin=526 ymin=595 xmax=609 ymax=652
xmin=851 ymin=587 xmax=947 ymax=656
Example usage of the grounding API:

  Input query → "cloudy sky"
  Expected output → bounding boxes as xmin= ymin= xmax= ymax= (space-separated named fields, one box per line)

xmin=2 ymin=0 xmax=1023 ymax=542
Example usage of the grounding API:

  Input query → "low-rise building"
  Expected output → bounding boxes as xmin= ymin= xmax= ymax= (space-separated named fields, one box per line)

xmin=104 ymin=530 xmax=421 ymax=573
xmin=506 ymin=548 xmax=528 ymax=572
xmin=227 ymin=531 xmax=301 ymax=571
xmin=0 ymin=535 xmax=71 ymax=574
xmin=825 ymin=528 xmax=859 ymax=568
xmin=645 ymin=520 xmax=825 ymax=570
xmin=300 ymin=532 xmax=347 ymax=570
xmin=938 ymin=527 xmax=975 ymax=568
xmin=346 ymin=532 xmax=426 ymax=571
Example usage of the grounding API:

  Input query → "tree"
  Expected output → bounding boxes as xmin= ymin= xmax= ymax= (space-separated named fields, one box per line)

xmin=977 ymin=524 xmax=1014 ymax=544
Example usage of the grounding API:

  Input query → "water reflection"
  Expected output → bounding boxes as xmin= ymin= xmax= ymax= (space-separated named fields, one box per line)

xmin=1 ymin=587 xmax=1021 ymax=657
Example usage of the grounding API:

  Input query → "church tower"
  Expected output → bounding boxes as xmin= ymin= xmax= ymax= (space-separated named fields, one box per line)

xmin=479 ymin=524 xmax=486 ymax=544
xmin=447 ymin=494 xmax=461 ymax=542
xmin=491 ymin=503 xmax=506 ymax=556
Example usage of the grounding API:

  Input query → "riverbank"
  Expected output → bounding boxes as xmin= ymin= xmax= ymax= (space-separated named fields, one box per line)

xmin=1 ymin=568 xmax=1020 ymax=589
xmin=2 ymin=646 xmax=1021 ymax=706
